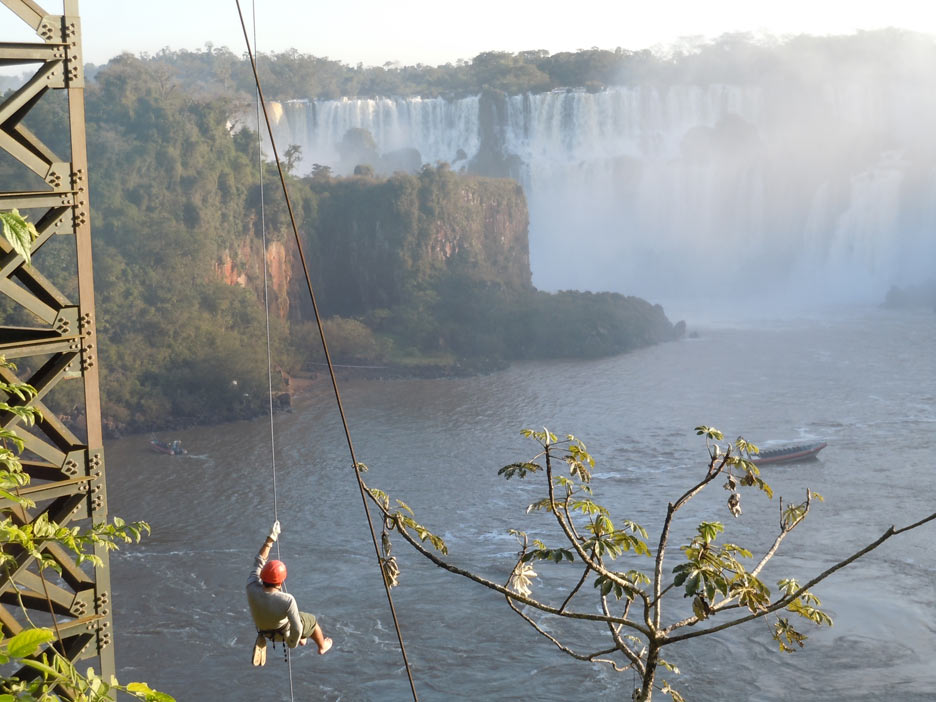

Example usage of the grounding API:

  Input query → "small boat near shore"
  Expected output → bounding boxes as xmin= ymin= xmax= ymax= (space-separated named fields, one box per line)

xmin=149 ymin=438 xmax=187 ymax=456
xmin=750 ymin=441 xmax=827 ymax=465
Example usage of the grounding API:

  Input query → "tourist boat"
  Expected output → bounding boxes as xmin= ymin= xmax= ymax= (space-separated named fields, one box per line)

xmin=149 ymin=438 xmax=187 ymax=456
xmin=750 ymin=441 xmax=827 ymax=465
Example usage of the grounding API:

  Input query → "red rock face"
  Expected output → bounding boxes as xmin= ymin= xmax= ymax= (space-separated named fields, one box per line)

xmin=265 ymin=241 xmax=292 ymax=319
xmin=215 ymin=238 xmax=294 ymax=319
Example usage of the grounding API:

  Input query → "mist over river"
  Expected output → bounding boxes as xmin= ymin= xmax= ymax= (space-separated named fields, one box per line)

xmin=105 ymin=306 xmax=935 ymax=701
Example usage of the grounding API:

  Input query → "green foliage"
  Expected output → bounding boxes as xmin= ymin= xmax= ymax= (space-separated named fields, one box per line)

xmin=112 ymin=35 xmax=931 ymax=102
xmin=582 ymin=514 xmax=652 ymax=559
xmin=0 ymin=210 xmax=38 ymax=264
xmin=772 ymin=617 xmax=809 ymax=652
xmin=0 ymin=514 xmax=149 ymax=576
xmin=778 ymin=579 xmax=833 ymax=628
xmin=367 ymin=487 xmax=448 ymax=555
xmin=594 ymin=570 xmax=650 ymax=601
xmin=498 ymin=462 xmax=542 ymax=480
xmin=672 ymin=521 xmax=770 ymax=612
xmin=520 ymin=547 xmax=575 ymax=564
xmin=0 ymin=643 xmax=175 ymax=701
xmin=0 ymin=628 xmax=54 ymax=660
xmin=315 ymin=317 xmax=387 ymax=364
xmin=694 ymin=425 xmax=723 ymax=441
xmin=120 ymin=46 xmax=639 ymax=100
xmin=0 ymin=360 xmax=171 ymax=700
xmin=0 ymin=359 xmax=40 ymax=502
xmin=507 ymin=430 xmax=651 ymax=577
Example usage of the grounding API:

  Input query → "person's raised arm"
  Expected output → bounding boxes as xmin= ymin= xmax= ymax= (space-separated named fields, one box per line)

xmin=257 ymin=520 xmax=281 ymax=560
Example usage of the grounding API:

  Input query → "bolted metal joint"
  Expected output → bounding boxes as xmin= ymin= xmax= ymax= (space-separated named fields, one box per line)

xmin=37 ymin=15 xmax=63 ymax=43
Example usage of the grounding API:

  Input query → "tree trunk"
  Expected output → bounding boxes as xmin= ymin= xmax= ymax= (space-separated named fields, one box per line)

xmin=636 ymin=646 xmax=659 ymax=702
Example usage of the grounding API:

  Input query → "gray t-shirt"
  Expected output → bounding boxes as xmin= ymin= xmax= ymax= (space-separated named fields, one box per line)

xmin=246 ymin=554 xmax=303 ymax=648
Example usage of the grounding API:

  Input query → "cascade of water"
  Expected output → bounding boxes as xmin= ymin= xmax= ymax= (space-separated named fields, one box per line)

xmin=263 ymin=83 xmax=936 ymax=307
xmin=275 ymin=95 xmax=480 ymax=171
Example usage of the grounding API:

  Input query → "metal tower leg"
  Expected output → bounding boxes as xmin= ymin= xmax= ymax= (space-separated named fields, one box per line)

xmin=1 ymin=0 xmax=115 ymax=689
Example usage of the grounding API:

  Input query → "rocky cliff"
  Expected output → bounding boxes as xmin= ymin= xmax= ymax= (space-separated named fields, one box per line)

xmin=214 ymin=166 xmax=531 ymax=324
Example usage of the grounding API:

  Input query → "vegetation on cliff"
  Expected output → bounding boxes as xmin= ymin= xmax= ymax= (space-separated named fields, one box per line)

xmin=2 ymin=54 xmax=677 ymax=436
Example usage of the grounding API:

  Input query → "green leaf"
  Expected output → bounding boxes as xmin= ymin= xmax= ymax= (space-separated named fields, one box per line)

xmin=1 ymin=209 xmax=39 ymax=263
xmin=498 ymin=462 xmax=541 ymax=480
xmin=5 ymin=627 xmax=55 ymax=658
xmin=694 ymin=425 xmax=723 ymax=440
xmin=526 ymin=497 xmax=555 ymax=513
xmin=126 ymin=682 xmax=176 ymax=701
xmin=697 ymin=521 xmax=724 ymax=543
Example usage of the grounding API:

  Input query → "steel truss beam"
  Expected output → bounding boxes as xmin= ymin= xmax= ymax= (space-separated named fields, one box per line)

xmin=1 ymin=0 xmax=115 ymax=691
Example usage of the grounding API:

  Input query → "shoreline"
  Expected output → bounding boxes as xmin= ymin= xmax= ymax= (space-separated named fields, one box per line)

xmin=99 ymin=357 xmax=510 ymax=439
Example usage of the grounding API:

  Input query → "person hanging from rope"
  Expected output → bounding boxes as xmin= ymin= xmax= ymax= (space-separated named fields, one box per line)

xmin=247 ymin=520 xmax=333 ymax=666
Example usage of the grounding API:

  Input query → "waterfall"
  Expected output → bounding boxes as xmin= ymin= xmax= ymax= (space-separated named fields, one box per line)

xmin=262 ymin=82 xmax=936 ymax=307
xmin=276 ymin=95 xmax=480 ymax=170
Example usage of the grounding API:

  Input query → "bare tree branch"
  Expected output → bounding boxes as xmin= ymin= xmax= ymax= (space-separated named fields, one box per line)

xmin=368 ymin=494 xmax=653 ymax=636
xmin=652 ymin=452 xmax=728 ymax=627
xmin=504 ymin=592 xmax=629 ymax=669
xmin=602 ymin=594 xmax=646 ymax=675
xmin=559 ymin=562 xmax=593 ymax=612
xmin=749 ymin=490 xmax=811 ymax=579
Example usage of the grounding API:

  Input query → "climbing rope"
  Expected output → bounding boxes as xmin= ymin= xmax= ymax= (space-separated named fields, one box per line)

xmin=251 ymin=1 xmax=280 ymax=546
xmin=234 ymin=3 xmax=420 ymax=700
xmin=250 ymin=2 xmax=295 ymax=699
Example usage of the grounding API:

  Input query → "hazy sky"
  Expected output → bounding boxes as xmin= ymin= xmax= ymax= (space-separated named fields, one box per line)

xmin=2 ymin=0 xmax=934 ymax=67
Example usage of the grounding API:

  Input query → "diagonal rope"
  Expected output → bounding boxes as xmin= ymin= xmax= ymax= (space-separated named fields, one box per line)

xmin=234 ymin=3 xmax=419 ymax=699
xmin=250 ymin=3 xmax=294 ymax=698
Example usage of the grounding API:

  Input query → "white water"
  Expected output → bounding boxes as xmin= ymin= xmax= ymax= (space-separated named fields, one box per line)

xmin=260 ymin=83 xmax=936 ymax=309
xmin=277 ymin=95 xmax=480 ymax=169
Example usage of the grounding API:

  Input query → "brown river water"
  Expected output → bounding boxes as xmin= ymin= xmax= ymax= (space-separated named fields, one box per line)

xmin=103 ymin=306 xmax=935 ymax=701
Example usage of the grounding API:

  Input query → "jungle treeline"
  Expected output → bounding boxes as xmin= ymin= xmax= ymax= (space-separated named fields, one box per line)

xmin=71 ymin=28 xmax=934 ymax=101
xmin=1 ymin=53 xmax=678 ymax=435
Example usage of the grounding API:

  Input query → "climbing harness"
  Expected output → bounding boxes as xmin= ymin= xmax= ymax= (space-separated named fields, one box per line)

xmin=235 ymin=2 xmax=420 ymax=699
xmin=252 ymin=625 xmax=290 ymax=667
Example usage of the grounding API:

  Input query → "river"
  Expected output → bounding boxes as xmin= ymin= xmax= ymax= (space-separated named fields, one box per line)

xmin=103 ymin=306 xmax=935 ymax=701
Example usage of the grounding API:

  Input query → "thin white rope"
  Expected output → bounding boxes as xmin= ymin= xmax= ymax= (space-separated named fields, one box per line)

xmin=251 ymin=3 xmax=295 ymax=697
xmin=252 ymin=1 xmax=279 ymax=537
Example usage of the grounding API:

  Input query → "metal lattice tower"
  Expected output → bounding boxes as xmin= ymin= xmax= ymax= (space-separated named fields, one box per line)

xmin=1 ymin=0 xmax=115 ymax=687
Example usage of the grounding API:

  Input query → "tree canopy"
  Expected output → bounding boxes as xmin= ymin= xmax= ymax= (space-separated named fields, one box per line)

xmin=82 ymin=29 xmax=936 ymax=101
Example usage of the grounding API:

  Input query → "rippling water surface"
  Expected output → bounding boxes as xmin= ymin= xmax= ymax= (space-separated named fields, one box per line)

xmin=104 ymin=308 xmax=936 ymax=701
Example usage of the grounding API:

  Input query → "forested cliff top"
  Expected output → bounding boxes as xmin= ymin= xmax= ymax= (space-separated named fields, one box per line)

xmin=53 ymin=28 xmax=934 ymax=102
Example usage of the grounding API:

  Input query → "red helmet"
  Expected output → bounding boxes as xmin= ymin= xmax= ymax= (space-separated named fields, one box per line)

xmin=260 ymin=559 xmax=287 ymax=585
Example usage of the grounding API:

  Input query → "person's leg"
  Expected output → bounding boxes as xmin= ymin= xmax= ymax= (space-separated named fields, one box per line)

xmin=299 ymin=611 xmax=332 ymax=654
xmin=308 ymin=622 xmax=332 ymax=654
